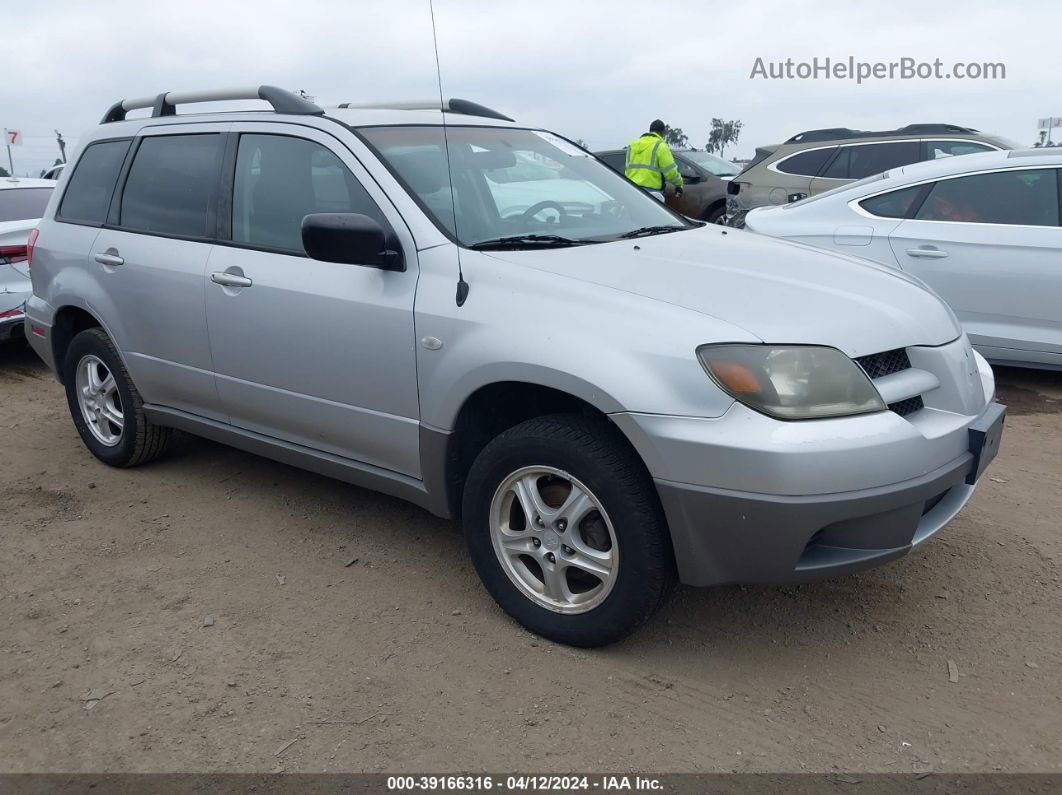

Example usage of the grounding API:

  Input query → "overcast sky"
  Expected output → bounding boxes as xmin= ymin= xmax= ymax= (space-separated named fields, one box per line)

xmin=4 ymin=0 xmax=1060 ymax=175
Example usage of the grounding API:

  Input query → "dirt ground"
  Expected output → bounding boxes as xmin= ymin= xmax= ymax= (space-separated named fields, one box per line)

xmin=1 ymin=340 xmax=1059 ymax=774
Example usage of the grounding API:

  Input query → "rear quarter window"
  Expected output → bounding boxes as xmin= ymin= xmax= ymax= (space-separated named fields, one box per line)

xmin=774 ymin=147 xmax=836 ymax=177
xmin=858 ymin=185 xmax=925 ymax=218
xmin=57 ymin=140 xmax=131 ymax=225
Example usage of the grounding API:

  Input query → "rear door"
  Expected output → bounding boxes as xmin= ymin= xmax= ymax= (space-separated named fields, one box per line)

xmin=91 ymin=124 xmax=228 ymax=420
xmin=811 ymin=140 xmax=921 ymax=195
xmin=204 ymin=122 xmax=421 ymax=477
xmin=888 ymin=167 xmax=1062 ymax=364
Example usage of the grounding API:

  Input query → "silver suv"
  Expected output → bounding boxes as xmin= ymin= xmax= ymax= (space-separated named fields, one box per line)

xmin=25 ymin=87 xmax=1005 ymax=646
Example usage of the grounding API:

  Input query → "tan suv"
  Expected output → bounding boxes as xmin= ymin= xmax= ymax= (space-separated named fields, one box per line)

xmin=725 ymin=124 xmax=1015 ymax=226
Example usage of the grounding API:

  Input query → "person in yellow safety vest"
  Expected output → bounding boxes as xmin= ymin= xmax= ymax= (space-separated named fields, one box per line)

xmin=624 ymin=119 xmax=684 ymax=202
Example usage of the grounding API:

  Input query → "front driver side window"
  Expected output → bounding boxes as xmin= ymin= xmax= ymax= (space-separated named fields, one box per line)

xmin=232 ymin=134 xmax=385 ymax=253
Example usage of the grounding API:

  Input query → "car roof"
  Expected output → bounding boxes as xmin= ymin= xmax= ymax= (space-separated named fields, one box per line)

xmin=0 ymin=177 xmax=55 ymax=190
xmin=327 ymin=106 xmax=520 ymax=129
xmin=894 ymin=148 xmax=1060 ymax=181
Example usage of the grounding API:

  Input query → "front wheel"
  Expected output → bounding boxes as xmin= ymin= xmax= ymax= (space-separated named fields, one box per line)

xmin=462 ymin=414 xmax=675 ymax=647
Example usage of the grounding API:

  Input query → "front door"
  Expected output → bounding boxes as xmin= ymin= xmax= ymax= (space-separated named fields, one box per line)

xmin=204 ymin=123 xmax=421 ymax=477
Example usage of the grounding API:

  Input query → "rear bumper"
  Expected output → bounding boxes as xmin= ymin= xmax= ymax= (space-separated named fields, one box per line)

xmin=0 ymin=308 xmax=26 ymax=341
xmin=656 ymin=451 xmax=977 ymax=586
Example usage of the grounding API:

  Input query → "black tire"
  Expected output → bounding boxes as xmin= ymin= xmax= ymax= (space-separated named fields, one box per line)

xmin=62 ymin=328 xmax=172 ymax=467
xmin=462 ymin=414 xmax=675 ymax=647
xmin=704 ymin=205 xmax=727 ymax=225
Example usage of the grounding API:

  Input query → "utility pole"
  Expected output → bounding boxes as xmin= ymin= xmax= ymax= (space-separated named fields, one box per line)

xmin=55 ymin=130 xmax=67 ymax=163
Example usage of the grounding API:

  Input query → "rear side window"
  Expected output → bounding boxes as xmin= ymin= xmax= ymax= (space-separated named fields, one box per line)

xmin=231 ymin=134 xmax=385 ymax=253
xmin=828 ymin=141 xmax=921 ymax=181
xmin=58 ymin=140 xmax=130 ymax=224
xmin=774 ymin=147 xmax=836 ymax=177
xmin=858 ymin=185 xmax=925 ymax=218
xmin=0 ymin=187 xmax=53 ymax=222
xmin=120 ymin=134 xmax=222 ymax=238
xmin=914 ymin=169 xmax=1059 ymax=226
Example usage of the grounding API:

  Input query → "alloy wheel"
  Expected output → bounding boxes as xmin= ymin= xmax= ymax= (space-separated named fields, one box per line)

xmin=489 ymin=466 xmax=618 ymax=614
xmin=75 ymin=354 xmax=124 ymax=447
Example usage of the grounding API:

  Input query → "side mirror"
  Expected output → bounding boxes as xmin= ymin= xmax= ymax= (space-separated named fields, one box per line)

xmin=683 ymin=173 xmax=704 ymax=184
xmin=301 ymin=213 xmax=403 ymax=271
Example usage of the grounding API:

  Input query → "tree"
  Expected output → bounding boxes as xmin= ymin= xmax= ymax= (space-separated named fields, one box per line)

xmin=573 ymin=138 xmax=589 ymax=149
xmin=663 ymin=125 xmax=688 ymax=148
xmin=705 ymin=118 xmax=743 ymax=159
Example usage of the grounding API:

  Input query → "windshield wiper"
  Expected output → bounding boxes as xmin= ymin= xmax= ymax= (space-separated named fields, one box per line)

xmin=619 ymin=225 xmax=685 ymax=240
xmin=468 ymin=234 xmax=592 ymax=250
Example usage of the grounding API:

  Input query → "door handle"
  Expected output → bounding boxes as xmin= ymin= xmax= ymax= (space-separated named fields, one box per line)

xmin=94 ymin=251 xmax=125 ymax=267
xmin=210 ymin=272 xmax=253 ymax=288
xmin=905 ymin=247 xmax=948 ymax=259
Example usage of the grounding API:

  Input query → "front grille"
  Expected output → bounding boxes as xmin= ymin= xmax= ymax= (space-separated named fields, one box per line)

xmin=888 ymin=395 xmax=924 ymax=416
xmin=855 ymin=348 xmax=912 ymax=380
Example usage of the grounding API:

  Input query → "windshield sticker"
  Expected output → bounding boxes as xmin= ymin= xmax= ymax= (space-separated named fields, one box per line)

xmin=532 ymin=131 xmax=591 ymax=157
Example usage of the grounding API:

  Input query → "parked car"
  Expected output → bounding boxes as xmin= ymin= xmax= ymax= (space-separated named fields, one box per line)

xmin=26 ymin=87 xmax=1004 ymax=646
xmin=596 ymin=148 xmax=738 ymax=223
xmin=1 ymin=178 xmax=53 ymax=341
xmin=41 ymin=163 xmax=66 ymax=180
xmin=726 ymin=124 xmax=1015 ymax=227
xmin=745 ymin=149 xmax=1062 ymax=370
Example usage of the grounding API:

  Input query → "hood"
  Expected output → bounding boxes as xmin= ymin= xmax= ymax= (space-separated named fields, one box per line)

xmin=485 ymin=226 xmax=959 ymax=358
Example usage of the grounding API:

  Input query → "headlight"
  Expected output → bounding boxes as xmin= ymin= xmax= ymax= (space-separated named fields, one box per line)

xmin=697 ymin=344 xmax=886 ymax=420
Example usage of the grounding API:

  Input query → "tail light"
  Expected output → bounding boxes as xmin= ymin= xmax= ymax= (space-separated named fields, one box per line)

xmin=0 ymin=244 xmax=27 ymax=263
xmin=26 ymin=227 xmax=40 ymax=267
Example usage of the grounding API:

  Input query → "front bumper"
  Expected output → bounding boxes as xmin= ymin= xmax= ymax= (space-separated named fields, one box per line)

xmin=614 ymin=394 xmax=1005 ymax=587
xmin=656 ymin=450 xmax=976 ymax=587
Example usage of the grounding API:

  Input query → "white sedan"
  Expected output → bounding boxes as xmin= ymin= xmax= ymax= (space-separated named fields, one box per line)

xmin=745 ymin=149 xmax=1062 ymax=370
xmin=1 ymin=178 xmax=54 ymax=341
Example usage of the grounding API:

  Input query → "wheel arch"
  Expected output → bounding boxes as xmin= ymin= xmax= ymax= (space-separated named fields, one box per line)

xmin=430 ymin=380 xmax=645 ymax=520
xmin=702 ymin=197 xmax=727 ymax=222
xmin=50 ymin=305 xmax=106 ymax=383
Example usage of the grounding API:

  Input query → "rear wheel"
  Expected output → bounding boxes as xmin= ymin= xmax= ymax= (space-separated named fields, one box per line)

xmin=463 ymin=414 xmax=675 ymax=647
xmin=63 ymin=328 xmax=172 ymax=467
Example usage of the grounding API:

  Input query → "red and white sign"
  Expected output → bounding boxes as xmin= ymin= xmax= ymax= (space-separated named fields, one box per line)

xmin=3 ymin=128 xmax=22 ymax=146
xmin=1038 ymin=118 xmax=1062 ymax=129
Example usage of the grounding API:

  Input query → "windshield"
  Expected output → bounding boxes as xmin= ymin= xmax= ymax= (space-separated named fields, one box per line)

xmin=359 ymin=126 xmax=689 ymax=247
xmin=680 ymin=151 xmax=740 ymax=177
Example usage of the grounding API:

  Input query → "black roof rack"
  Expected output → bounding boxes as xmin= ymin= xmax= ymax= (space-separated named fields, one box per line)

xmin=334 ymin=98 xmax=514 ymax=122
xmin=785 ymin=123 xmax=980 ymax=144
xmin=101 ymin=85 xmax=324 ymax=124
